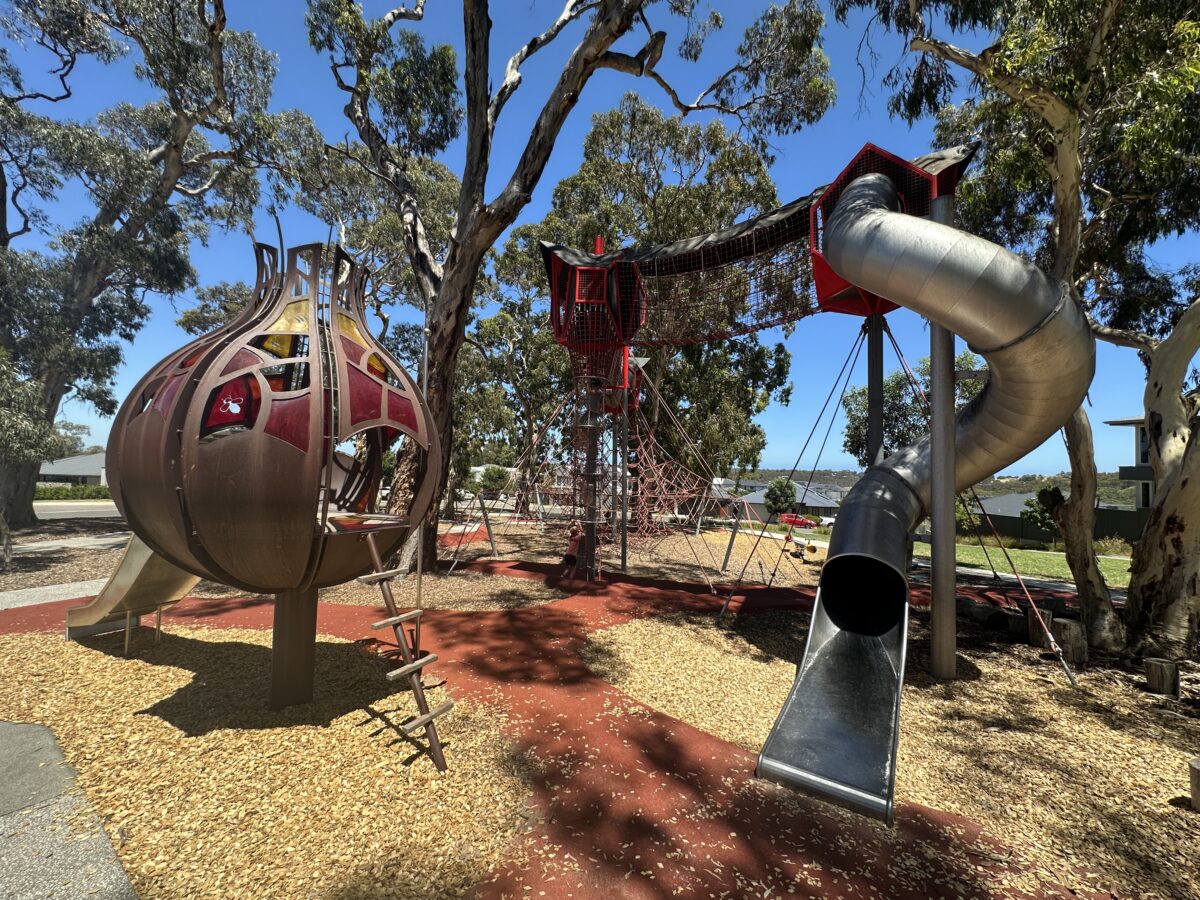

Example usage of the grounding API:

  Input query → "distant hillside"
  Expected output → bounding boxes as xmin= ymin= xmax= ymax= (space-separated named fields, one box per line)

xmin=737 ymin=468 xmax=1136 ymax=507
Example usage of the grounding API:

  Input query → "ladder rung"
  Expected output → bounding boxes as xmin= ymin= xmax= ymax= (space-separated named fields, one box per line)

xmin=371 ymin=610 xmax=423 ymax=629
xmin=400 ymin=700 xmax=454 ymax=734
xmin=357 ymin=567 xmax=407 ymax=585
xmin=386 ymin=653 xmax=439 ymax=682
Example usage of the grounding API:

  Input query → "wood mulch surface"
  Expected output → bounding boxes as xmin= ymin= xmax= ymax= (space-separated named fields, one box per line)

xmin=0 ymin=547 xmax=126 ymax=591
xmin=1 ymin=559 xmax=1195 ymax=898
xmin=9 ymin=516 xmax=129 ymax=543
xmin=585 ymin=605 xmax=1200 ymax=899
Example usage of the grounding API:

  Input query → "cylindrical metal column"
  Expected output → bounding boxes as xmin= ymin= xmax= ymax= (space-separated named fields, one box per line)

xmin=867 ymin=314 xmax=885 ymax=465
xmin=929 ymin=194 xmax=957 ymax=680
xmin=621 ymin=399 xmax=629 ymax=572
xmin=581 ymin=383 xmax=603 ymax=580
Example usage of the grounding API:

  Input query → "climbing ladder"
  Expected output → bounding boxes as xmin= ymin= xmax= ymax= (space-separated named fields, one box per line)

xmin=362 ymin=533 xmax=453 ymax=770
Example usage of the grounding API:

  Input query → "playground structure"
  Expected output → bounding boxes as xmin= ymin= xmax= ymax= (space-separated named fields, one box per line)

xmin=438 ymin=378 xmax=821 ymax=591
xmin=539 ymin=144 xmax=1096 ymax=823
xmin=65 ymin=243 xmax=452 ymax=765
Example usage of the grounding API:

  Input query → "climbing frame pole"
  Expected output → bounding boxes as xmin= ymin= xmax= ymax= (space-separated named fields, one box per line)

xmin=929 ymin=194 xmax=958 ymax=680
xmin=477 ymin=492 xmax=498 ymax=556
xmin=621 ymin=398 xmax=629 ymax=572
xmin=721 ymin=504 xmax=742 ymax=573
xmin=867 ymin=314 xmax=885 ymax=464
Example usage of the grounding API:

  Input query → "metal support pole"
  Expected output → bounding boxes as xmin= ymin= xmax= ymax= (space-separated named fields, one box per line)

xmin=930 ymin=194 xmax=958 ymax=680
xmin=477 ymin=492 xmax=498 ymax=556
xmin=621 ymin=399 xmax=629 ymax=572
xmin=721 ymin=505 xmax=742 ymax=573
xmin=581 ymin=383 xmax=603 ymax=580
xmin=867 ymin=314 xmax=885 ymax=465
xmin=611 ymin=411 xmax=619 ymax=536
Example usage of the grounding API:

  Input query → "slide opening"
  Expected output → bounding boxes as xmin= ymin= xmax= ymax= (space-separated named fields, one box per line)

xmin=820 ymin=554 xmax=906 ymax=636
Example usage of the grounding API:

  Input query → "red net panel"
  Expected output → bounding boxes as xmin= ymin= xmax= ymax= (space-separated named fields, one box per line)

xmin=541 ymin=144 xmax=978 ymax=355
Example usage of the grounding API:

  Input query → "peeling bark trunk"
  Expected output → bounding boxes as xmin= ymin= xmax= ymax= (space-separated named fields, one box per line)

xmin=1039 ymin=408 xmax=1124 ymax=649
xmin=1123 ymin=301 xmax=1200 ymax=659
xmin=1124 ymin=451 xmax=1200 ymax=658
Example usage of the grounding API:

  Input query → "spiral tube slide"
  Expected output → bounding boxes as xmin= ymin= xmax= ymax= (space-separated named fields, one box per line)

xmin=756 ymin=174 xmax=1095 ymax=823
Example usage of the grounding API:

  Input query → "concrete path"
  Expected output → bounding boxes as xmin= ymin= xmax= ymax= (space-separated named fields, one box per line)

xmin=31 ymin=500 xmax=120 ymax=519
xmin=0 ymin=723 xmax=135 ymax=899
xmin=0 ymin=581 xmax=109 ymax=612
xmin=12 ymin=533 xmax=131 ymax=556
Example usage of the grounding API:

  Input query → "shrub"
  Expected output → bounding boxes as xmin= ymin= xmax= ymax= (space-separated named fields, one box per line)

xmin=34 ymin=483 xmax=112 ymax=500
xmin=1095 ymin=535 xmax=1133 ymax=557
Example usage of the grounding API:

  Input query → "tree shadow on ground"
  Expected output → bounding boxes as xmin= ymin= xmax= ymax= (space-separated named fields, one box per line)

xmin=485 ymin=702 xmax=1055 ymax=899
xmin=11 ymin=516 xmax=128 ymax=542
xmin=77 ymin=630 xmax=425 ymax=742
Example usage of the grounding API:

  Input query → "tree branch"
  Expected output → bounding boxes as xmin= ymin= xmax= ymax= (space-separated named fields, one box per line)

xmin=1089 ymin=316 xmax=1158 ymax=353
xmin=1079 ymin=0 xmax=1124 ymax=105
xmin=911 ymin=35 xmax=1075 ymax=130
xmin=196 ymin=0 xmax=230 ymax=123
xmin=381 ymin=1 xmax=429 ymax=30
xmin=489 ymin=1 xmax=600 ymax=128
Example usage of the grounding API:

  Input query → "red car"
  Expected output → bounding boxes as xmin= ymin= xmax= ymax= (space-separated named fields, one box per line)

xmin=780 ymin=513 xmax=817 ymax=528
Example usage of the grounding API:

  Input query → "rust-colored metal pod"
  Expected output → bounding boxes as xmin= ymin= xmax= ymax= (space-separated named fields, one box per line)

xmin=107 ymin=242 xmax=440 ymax=594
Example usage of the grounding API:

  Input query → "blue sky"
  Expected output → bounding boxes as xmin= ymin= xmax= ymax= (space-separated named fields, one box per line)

xmin=12 ymin=2 xmax=1195 ymax=474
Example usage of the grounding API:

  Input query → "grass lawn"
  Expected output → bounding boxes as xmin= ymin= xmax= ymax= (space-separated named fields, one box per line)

xmin=912 ymin=540 xmax=1132 ymax=588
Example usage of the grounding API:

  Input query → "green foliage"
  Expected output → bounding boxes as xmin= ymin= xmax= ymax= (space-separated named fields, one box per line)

xmin=763 ymin=476 xmax=796 ymax=519
xmin=478 ymin=465 xmax=510 ymax=493
xmin=841 ymin=351 xmax=983 ymax=468
xmin=305 ymin=1 xmax=462 ymax=159
xmin=176 ymin=281 xmax=252 ymax=335
xmin=1 ymin=0 xmax=319 ymax=420
xmin=0 ymin=350 xmax=78 ymax=466
xmin=498 ymin=94 xmax=792 ymax=475
xmin=34 ymin=483 xmax=111 ymax=500
xmin=1020 ymin=496 xmax=1059 ymax=537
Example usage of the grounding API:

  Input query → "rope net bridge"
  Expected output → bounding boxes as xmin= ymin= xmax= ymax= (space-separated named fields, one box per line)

xmin=534 ymin=144 xmax=975 ymax=578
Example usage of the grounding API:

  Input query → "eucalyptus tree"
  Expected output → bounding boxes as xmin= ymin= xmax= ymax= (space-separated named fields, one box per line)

xmin=0 ymin=350 xmax=78 ymax=565
xmin=834 ymin=0 xmax=1200 ymax=656
xmin=0 ymin=0 xmax=314 ymax=527
xmin=305 ymin=0 xmax=837 ymax=554
xmin=495 ymin=93 xmax=795 ymax=477
xmin=841 ymin=351 xmax=982 ymax=469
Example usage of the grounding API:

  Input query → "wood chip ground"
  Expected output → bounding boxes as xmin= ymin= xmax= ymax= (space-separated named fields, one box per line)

xmin=0 ymin=626 xmax=536 ymax=899
xmin=581 ymin=609 xmax=1200 ymax=899
xmin=448 ymin=523 xmax=824 ymax=590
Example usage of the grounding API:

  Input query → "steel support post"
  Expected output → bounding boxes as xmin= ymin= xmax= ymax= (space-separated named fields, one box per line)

xmin=581 ymin=383 xmax=603 ymax=580
xmin=269 ymin=587 xmax=319 ymax=709
xmin=929 ymin=194 xmax=958 ymax=680
xmin=721 ymin=505 xmax=742 ymax=573
xmin=621 ymin=399 xmax=629 ymax=572
xmin=477 ymin=492 xmax=498 ymax=556
xmin=867 ymin=314 xmax=885 ymax=465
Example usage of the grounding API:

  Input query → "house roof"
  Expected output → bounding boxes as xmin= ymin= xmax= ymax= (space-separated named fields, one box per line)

xmin=740 ymin=482 xmax=840 ymax=508
xmin=1104 ymin=417 xmax=1144 ymax=427
xmin=974 ymin=492 xmax=1039 ymax=518
xmin=39 ymin=451 xmax=105 ymax=478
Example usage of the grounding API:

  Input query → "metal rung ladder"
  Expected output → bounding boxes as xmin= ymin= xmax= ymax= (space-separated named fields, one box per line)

xmin=363 ymin=533 xmax=452 ymax=770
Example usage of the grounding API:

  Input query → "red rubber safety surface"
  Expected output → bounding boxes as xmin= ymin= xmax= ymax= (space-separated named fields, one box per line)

xmin=0 ymin=565 xmax=1107 ymax=899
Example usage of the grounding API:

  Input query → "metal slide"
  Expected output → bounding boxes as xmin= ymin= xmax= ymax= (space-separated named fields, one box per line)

xmin=757 ymin=174 xmax=1096 ymax=824
xmin=65 ymin=535 xmax=199 ymax=639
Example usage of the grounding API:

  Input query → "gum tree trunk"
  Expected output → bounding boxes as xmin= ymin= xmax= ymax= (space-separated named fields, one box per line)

xmin=1123 ymin=300 xmax=1200 ymax=659
xmin=1039 ymin=408 xmax=1124 ymax=649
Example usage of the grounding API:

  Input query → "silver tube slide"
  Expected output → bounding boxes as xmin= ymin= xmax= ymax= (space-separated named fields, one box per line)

xmin=757 ymin=174 xmax=1095 ymax=822
xmin=821 ymin=174 xmax=1095 ymax=633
